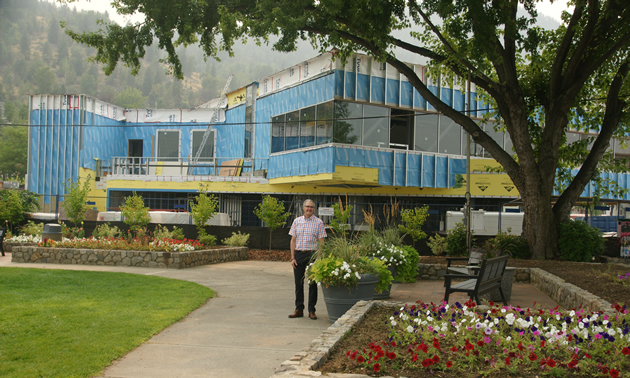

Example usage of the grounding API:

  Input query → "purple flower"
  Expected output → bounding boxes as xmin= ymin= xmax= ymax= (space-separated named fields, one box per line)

xmin=484 ymin=327 xmax=493 ymax=335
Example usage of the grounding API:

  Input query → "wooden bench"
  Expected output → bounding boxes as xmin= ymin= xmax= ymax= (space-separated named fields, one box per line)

xmin=445 ymin=248 xmax=485 ymax=275
xmin=443 ymin=255 xmax=509 ymax=305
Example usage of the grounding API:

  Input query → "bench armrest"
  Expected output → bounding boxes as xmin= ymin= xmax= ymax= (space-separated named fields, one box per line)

xmin=443 ymin=273 xmax=479 ymax=280
xmin=445 ymin=257 xmax=469 ymax=267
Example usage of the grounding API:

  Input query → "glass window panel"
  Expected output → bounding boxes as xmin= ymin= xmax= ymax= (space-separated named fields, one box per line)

xmin=271 ymin=114 xmax=285 ymax=153
xmin=285 ymin=110 xmax=300 ymax=150
xmin=439 ymin=116 xmax=461 ymax=155
xmin=316 ymin=101 xmax=333 ymax=145
xmin=300 ymin=106 xmax=316 ymax=148
xmin=415 ymin=113 xmax=438 ymax=152
xmin=157 ymin=130 xmax=179 ymax=161
xmin=333 ymin=101 xmax=362 ymax=145
xmin=192 ymin=130 xmax=214 ymax=160
xmin=482 ymin=121 xmax=504 ymax=158
xmin=566 ymin=132 xmax=580 ymax=145
xmin=363 ymin=105 xmax=389 ymax=148
xmin=390 ymin=108 xmax=414 ymax=149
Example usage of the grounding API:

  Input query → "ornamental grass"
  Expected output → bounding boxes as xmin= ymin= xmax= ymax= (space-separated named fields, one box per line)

xmin=345 ymin=300 xmax=630 ymax=377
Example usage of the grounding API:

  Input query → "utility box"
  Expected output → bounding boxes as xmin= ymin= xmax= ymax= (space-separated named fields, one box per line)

xmin=42 ymin=223 xmax=63 ymax=241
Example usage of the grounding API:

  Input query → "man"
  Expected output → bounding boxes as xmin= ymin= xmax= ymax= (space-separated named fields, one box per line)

xmin=288 ymin=199 xmax=327 ymax=320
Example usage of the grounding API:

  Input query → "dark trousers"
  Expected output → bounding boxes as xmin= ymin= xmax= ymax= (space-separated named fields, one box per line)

xmin=294 ymin=250 xmax=317 ymax=313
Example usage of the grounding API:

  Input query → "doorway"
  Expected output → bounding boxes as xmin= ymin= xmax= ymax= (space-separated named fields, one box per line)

xmin=128 ymin=139 xmax=143 ymax=174
xmin=390 ymin=109 xmax=414 ymax=150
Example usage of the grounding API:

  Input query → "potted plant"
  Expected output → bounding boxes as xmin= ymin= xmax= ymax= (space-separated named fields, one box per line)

xmin=307 ymin=236 xmax=392 ymax=323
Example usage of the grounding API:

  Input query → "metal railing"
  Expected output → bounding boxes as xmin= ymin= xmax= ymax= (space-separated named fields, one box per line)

xmin=110 ymin=156 xmax=268 ymax=177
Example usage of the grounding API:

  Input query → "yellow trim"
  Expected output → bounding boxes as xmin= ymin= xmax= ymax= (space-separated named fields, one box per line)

xmin=269 ymin=166 xmax=379 ymax=185
xmin=78 ymin=168 xmax=107 ymax=211
xmin=155 ymin=161 xmax=163 ymax=175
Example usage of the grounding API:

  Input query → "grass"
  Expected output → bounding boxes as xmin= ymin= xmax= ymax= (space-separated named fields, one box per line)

xmin=0 ymin=267 xmax=215 ymax=378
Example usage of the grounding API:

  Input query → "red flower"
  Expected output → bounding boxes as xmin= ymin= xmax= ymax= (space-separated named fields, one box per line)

xmin=432 ymin=355 xmax=440 ymax=363
xmin=610 ymin=369 xmax=619 ymax=378
xmin=584 ymin=353 xmax=592 ymax=359
xmin=466 ymin=343 xmax=475 ymax=351
xmin=477 ymin=340 xmax=484 ymax=347
xmin=547 ymin=359 xmax=556 ymax=368
xmin=517 ymin=342 xmax=524 ymax=351
xmin=451 ymin=346 xmax=458 ymax=352
xmin=446 ymin=361 xmax=453 ymax=368
xmin=433 ymin=337 xmax=442 ymax=351
xmin=505 ymin=357 xmax=511 ymax=366
xmin=412 ymin=354 xmax=418 ymax=362
xmin=422 ymin=358 xmax=434 ymax=367
xmin=489 ymin=301 xmax=495 ymax=306
xmin=417 ymin=343 xmax=429 ymax=353
xmin=540 ymin=340 xmax=546 ymax=347
xmin=602 ymin=367 xmax=610 ymax=375
xmin=391 ymin=341 xmax=397 ymax=347
xmin=568 ymin=360 xmax=578 ymax=369
xmin=387 ymin=352 xmax=397 ymax=360
xmin=373 ymin=363 xmax=381 ymax=372
xmin=529 ymin=353 xmax=537 ymax=361
xmin=622 ymin=347 xmax=630 ymax=356
xmin=568 ymin=335 xmax=573 ymax=342
xmin=357 ymin=355 xmax=365 ymax=363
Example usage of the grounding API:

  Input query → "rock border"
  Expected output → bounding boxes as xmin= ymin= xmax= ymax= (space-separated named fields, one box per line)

xmin=10 ymin=246 xmax=248 ymax=269
xmin=271 ymin=264 xmax=618 ymax=377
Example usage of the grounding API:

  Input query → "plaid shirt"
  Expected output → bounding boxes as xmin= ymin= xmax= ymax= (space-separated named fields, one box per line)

xmin=289 ymin=215 xmax=327 ymax=251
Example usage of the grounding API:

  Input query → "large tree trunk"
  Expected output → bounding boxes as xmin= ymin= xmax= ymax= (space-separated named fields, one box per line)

xmin=522 ymin=188 xmax=559 ymax=260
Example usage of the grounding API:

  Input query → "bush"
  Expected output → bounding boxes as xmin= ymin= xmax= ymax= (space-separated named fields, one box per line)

xmin=485 ymin=229 xmax=530 ymax=259
xmin=92 ymin=223 xmax=121 ymax=239
xmin=446 ymin=222 xmax=474 ymax=256
xmin=426 ymin=234 xmax=447 ymax=255
xmin=380 ymin=226 xmax=404 ymax=247
xmin=120 ymin=192 xmax=151 ymax=237
xmin=558 ymin=220 xmax=604 ymax=262
xmin=199 ymin=234 xmax=217 ymax=247
xmin=21 ymin=221 xmax=43 ymax=236
xmin=395 ymin=245 xmax=420 ymax=282
xmin=222 ymin=231 xmax=250 ymax=246
xmin=171 ymin=226 xmax=185 ymax=240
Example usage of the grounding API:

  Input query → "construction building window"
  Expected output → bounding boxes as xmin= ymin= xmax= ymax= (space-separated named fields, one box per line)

xmin=191 ymin=130 xmax=215 ymax=162
xmin=156 ymin=130 xmax=180 ymax=161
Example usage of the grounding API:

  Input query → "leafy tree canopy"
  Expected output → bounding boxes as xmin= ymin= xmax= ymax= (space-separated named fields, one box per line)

xmin=63 ymin=0 xmax=630 ymax=260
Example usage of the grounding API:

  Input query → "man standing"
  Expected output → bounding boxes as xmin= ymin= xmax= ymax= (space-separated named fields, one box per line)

xmin=288 ymin=199 xmax=327 ymax=320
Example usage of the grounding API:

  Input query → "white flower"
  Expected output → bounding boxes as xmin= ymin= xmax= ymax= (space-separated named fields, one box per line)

xmin=391 ymin=320 xmax=397 ymax=326
xmin=406 ymin=325 xmax=414 ymax=333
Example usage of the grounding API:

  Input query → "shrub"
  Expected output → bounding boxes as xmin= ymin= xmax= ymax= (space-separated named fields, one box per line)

xmin=199 ymin=233 xmax=217 ymax=246
xmin=396 ymin=245 xmax=420 ymax=282
xmin=398 ymin=206 xmax=429 ymax=242
xmin=558 ymin=220 xmax=604 ymax=262
xmin=92 ymin=223 xmax=121 ymax=239
xmin=20 ymin=221 xmax=44 ymax=236
xmin=154 ymin=224 xmax=173 ymax=240
xmin=426 ymin=233 xmax=447 ymax=255
xmin=190 ymin=184 xmax=219 ymax=239
xmin=445 ymin=222 xmax=474 ymax=256
xmin=171 ymin=226 xmax=185 ymax=240
xmin=328 ymin=197 xmax=352 ymax=236
xmin=380 ymin=226 xmax=404 ymax=247
xmin=485 ymin=229 xmax=530 ymax=259
xmin=253 ymin=195 xmax=289 ymax=250
xmin=0 ymin=189 xmax=24 ymax=232
xmin=62 ymin=176 xmax=91 ymax=226
xmin=120 ymin=192 xmax=151 ymax=237
xmin=222 ymin=231 xmax=250 ymax=246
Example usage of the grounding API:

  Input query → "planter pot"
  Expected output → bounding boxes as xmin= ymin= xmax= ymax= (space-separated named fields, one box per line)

xmin=322 ymin=273 xmax=379 ymax=323
xmin=481 ymin=267 xmax=515 ymax=302
xmin=373 ymin=265 xmax=397 ymax=300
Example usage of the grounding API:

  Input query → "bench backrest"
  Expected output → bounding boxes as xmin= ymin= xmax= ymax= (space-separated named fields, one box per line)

xmin=475 ymin=255 xmax=509 ymax=291
xmin=468 ymin=248 xmax=484 ymax=265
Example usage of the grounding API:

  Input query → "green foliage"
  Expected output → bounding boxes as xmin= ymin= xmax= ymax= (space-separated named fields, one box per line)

xmin=198 ymin=233 xmax=217 ymax=247
xmin=0 ymin=189 xmax=24 ymax=232
xmin=398 ymin=206 xmax=429 ymax=242
xmin=485 ymin=229 xmax=531 ymax=260
xmin=558 ymin=220 xmax=605 ymax=262
xmin=120 ymin=192 xmax=151 ymax=236
xmin=0 ymin=126 xmax=28 ymax=177
xmin=222 ymin=231 xmax=250 ymax=247
xmin=307 ymin=255 xmax=393 ymax=293
xmin=113 ymin=87 xmax=146 ymax=108
xmin=426 ymin=234 xmax=448 ymax=256
xmin=0 ymin=267 xmax=214 ymax=378
xmin=152 ymin=224 xmax=184 ymax=241
xmin=92 ymin=223 xmax=121 ymax=239
xmin=62 ymin=175 xmax=92 ymax=226
xmin=446 ymin=222 xmax=474 ymax=256
xmin=396 ymin=245 xmax=420 ymax=283
xmin=253 ymin=195 xmax=289 ymax=250
xmin=20 ymin=220 xmax=44 ymax=236
xmin=170 ymin=226 xmax=185 ymax=240
xmin=380 ymin=226 xmax=404 ymax=247
xmin=190 ymin=184 xmax=219 ymax=238
xmin=329 ymin=199 xmax=352 ymax=236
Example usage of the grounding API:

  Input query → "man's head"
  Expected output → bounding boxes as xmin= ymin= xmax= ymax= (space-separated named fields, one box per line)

xmin=302 ymin=199 xmax=315 ymax=218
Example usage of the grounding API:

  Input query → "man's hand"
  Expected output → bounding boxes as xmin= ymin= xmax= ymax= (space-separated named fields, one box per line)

xmin=291 ymin=258 xmax=297 ymax=268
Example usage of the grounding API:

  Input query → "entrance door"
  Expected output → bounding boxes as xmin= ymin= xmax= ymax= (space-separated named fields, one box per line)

xmin=128 ymin=140 xmax=143 ymax=174
xmin=390 ymin=109 xmax=414 ymax=150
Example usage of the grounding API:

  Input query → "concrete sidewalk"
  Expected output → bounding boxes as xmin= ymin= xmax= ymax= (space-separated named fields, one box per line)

xmin=0 ymin=254 xmax=559 ymax=377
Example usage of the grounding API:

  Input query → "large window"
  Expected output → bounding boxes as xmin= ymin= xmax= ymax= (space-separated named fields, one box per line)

xmin=333 ymin=102 xmax=362 ymax=144
xmin=300 ymin=106 xmax=316 ymax=148
xmin=390 ymin=108 xmax=414 ymax=149
xmin=157 ymin=130 xmax=180 ymax=161
xmin=191 ymin=130 xmax=215 ymax=161
xmin=285 ymin=110 xmax=300 ymax=150
xmin=415 ymin=114 xmax=438 ymax=152
xmin=438 ymin=116 xmax=461 ymax=155
xmin=316 ymin=102 xmax=333 ymax=144
xmin=363 ymin=105 xmax=389 ymax=148
xmin=271 ymin=115 xmax=285 ymax=153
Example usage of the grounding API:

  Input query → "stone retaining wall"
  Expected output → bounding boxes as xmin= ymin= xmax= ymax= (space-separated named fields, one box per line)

xmin=10 ymin=246 xmax=248 ymax=269
xmin=2 ymin=242 xmax=37 ymax=253
xmin=418 ymin=263 xmax=531 ymax=282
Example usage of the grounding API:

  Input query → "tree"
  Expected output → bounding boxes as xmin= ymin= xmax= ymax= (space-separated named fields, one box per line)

xmin=0 ymin=189 xmax=24 ymax=233
xmin=33 ymin=66 xmax=57 ymax=94
xmin=399 ymin=206 xmax=430 ymax=244
xmin=190 ymin=184 xmax=219 ymax=238
xmin=64 ymin=0 xmax=630 ymax=260
xmin=120 ymin=192 xmax=150 ymax=236
xmin=62 ymin=175 xmax=91 ymax=227
xmin=0 ymin=126 xmax=28 ymax=176
xmin=254 ymin=195 xmax=289 ymax=250
xmin=113 ymin=87 xmax=146 ymax=108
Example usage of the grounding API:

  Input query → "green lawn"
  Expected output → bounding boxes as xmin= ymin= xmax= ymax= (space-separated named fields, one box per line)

xmin=0 ymin=267 xmax=215 ymax=378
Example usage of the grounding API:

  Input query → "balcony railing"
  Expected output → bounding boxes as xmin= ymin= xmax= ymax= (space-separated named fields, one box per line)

xmin=110 ymin=157 xmax=268 ymax=177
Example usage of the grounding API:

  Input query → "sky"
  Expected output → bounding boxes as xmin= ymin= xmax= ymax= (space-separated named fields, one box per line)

xmin=50 ymin=0 xmax=573 ymax=25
